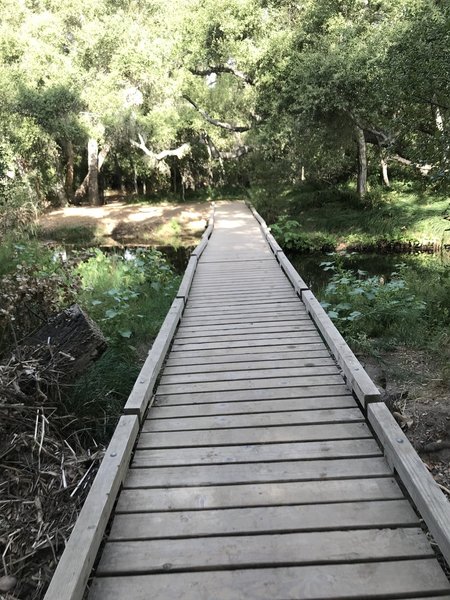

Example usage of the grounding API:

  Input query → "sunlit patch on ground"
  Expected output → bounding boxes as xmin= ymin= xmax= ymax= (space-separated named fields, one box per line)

xmin=38 ymin=200 xmax=214 ymax=246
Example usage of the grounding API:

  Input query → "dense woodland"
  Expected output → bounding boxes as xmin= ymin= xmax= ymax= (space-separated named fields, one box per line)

xmin=1 ymin=0 xmax=449 ymax=222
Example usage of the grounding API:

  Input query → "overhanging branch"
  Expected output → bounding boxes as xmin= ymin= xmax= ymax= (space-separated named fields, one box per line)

xmin=183 ymin=95 xmax=251 ymax=132
xmin=130 ymin=134 xmax=191 ymax=160
xmin=189 ymin=64 xmax=254 ymax=85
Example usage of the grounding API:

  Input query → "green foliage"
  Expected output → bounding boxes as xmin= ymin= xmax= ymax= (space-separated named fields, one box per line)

xmin=271 ymin=216 xmax=335 ymax=252
xmin=254 ymin=181 xmax=450 ymax=251
xmin=75 ymin=248 xmax=178 ymax=341
xmin=320 ymin=262 xmax=427 ymax=349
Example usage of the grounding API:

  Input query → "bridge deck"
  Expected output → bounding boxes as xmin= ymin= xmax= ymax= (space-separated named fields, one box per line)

xmin=87 ymin=202 xmax=450 ymax=599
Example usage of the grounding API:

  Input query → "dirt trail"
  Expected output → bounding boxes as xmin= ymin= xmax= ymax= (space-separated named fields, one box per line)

xmin=38 ymin=199 xmax=213 ymax=246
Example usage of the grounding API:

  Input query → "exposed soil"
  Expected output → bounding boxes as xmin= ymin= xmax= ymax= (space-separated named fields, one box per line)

xmin=361 ymin=349 xmax=450 ymax=496
xmin=38 ymin=197 xmax=212 ymax=246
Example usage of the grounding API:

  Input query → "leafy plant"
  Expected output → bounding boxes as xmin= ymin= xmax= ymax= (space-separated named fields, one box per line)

xmin=320 ymin=262 xmax=427 ymax=348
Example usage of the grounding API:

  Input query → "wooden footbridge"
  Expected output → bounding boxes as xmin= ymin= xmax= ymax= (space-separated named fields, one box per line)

xmin=46 ymin=202 xmax=450 ymax=600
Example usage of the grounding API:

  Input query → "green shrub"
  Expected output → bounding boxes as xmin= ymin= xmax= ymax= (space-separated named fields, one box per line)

xmin=271 ymin=216 xmax=335 ymax=251
xmin=320 ymin=262 xmax=427 ymax=349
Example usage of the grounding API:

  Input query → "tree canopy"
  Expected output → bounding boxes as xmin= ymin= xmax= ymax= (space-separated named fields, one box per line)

xmin=0 ymin=0 xmax=448 ymax=211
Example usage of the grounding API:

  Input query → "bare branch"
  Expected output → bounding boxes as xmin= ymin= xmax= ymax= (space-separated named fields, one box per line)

xmin=189 ymin=64 xmax=254 ymax=85
xmin=183 ymin=95 xmax=251 ymax=132
xmin=130 ymin=134 xmax=191 ymax=160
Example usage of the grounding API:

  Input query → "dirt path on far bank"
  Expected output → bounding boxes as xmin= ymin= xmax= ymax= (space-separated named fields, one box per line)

xmin=38 ymin=199 xmax=214 ymax=246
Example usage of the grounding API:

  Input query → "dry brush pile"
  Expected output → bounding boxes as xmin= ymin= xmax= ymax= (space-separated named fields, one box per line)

xmin=0 ymin=265 xmax=107 ymax=599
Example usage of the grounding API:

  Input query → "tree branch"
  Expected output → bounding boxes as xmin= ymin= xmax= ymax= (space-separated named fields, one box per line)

xmin=183 ymin=95 xmax=252 ymax=132
xmin=130 ymin=134 xmax=191 ymax=160
xmin=189 ymin=64 xmax=254 ymax=85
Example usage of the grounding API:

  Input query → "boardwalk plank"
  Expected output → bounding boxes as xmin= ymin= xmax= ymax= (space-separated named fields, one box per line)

xmin=97 ymin=528 xmax=430 ymax=575
xmin=109 ymin=500 xmax=416 ymax=540
xmin=142 ymin=408 xmax=364 ymax=432
xmin=170 ymin=336 xmax=323 ymax=352
xmin=165 ymin=345 xmax=329 ymax=363
xmin=174 ymin=324 xmax=319 ymax=340
xmin=116 ymin=478 xmax=403 ymax=512
xmin=124 ymin=457 xmax=391 ymax=488
xmin=132 ymin=438 xmax=382 ymax=467
xmin=156 ymin=375 xmax=345 ymax=395
xmin=163 ymin=355 xmax=335 ymax=375
xmin=137 ymin=422 xmax=371 ymax=449
xmin=155 ymin=384 xmax=352 ymax=405
xmin=177 ymin=315 xmax=311 ymax=337
xmin=151 ymin=396 xmax=358 ymax=418
xmin=88 ymin=561 xmax=450 ymax=600
xmin=160 ymin=366 xmax=340 ymax=386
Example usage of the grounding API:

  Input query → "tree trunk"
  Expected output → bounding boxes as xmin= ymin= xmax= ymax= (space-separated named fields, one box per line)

xmin=88 ymin=138 xmax=100 ymax=206
xmin=381 ymin=157 xmax=390 ymax=187
xmin=22 ymin=304 xmax=107 ymax=383
xmin=356 ymin=125 xmax=368 ymax=200
xmin=64 ymin=140 xmax=74 ymax=202
xmin=75 ymin=143 xmax=110 ymax=203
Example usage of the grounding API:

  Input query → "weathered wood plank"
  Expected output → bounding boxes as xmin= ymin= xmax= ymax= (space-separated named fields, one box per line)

xmin=186 ymin=293 xmax=298 ymax=306
xmin=165 ymin=348 xmax=330 ymax=367
xmin=302 ymin=290 xmax=381 ymax=406
xmin=98 ymin=528 xmax=430 ymax=575
xmin=44 ymin=415 xmax=139 ymax=600
xmin=123 ymin=298 xmax=184 ymax=420
xmin=176 ymin=255 xmax=197 ymax=303
xmin=172 ymin=331 xmax=321 ymax=347
xmin=109 ymin=499 xmax=416 ymax=540
xmin=186 ymin=297 xmax=301 ymax=309
xmin=124 ymin=456 xmax=391 ymax=488
xmin=174 ymin=323 xmax=318 ymax=340
xmin=277 ymin=250 xmax=309 ymax=293
xmin=159 ymin=366 xmax=340 ymax=386
xmin=178 ymin=318 xmax=311 ymax=333
xmin=180 ymin=313 xmax=309 ymax=326
xmin=137 ymin=422 xmax=371 ymax=449
xmin=116 ymin=477 xmax=403 ymax=512
xmin=156 ymin=374 xmax=344 ymax=395
xmin=168 ymin=342 xmax=329 ymax=360
xmin=132 ymin=438 xmax=382 ymax=467
xmin=142 ymin=408 xmax=363 ymax=432
xmin=170 ymin=335 xmax=324 ymax=353
xmin=88 ymin=560 xmax=450 ymax=600
xmin=369 ymin=402 xmax=450 ymax=566
xmin=163 ymin=355 xmax=335 ymax=375
xmin=155 ymin=384 xmax=351 ymax=405
xmin=151 ymin=396 xmax=357 ymax=418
